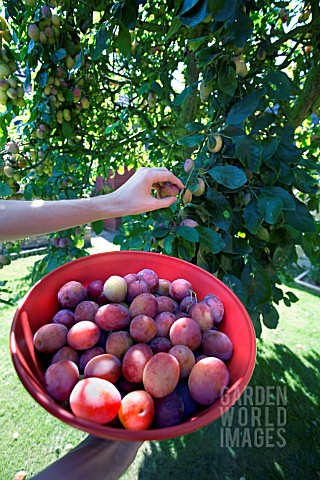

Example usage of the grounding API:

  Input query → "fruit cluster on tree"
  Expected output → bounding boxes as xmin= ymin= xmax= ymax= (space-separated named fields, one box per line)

xmin=0 ymin=0 xmax=319 ymax=335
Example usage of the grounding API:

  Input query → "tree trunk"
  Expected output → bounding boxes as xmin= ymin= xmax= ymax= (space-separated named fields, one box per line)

xmin=290 ymin=61 xmax=320 ymax=129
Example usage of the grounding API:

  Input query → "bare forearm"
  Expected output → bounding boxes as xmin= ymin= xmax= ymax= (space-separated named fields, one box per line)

xmin=0 ymin=167 xmax=184 ymax=243
xmin=0 ymin=195 xmax=118 ymax=242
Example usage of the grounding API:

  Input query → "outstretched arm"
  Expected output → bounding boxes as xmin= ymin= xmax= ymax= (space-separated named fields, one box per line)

xmin=0 ymin=167 xmax=184 ymax=242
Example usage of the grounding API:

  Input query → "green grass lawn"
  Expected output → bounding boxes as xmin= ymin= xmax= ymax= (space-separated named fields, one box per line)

xmin=0 ymin=254 xmax=319 ymax=480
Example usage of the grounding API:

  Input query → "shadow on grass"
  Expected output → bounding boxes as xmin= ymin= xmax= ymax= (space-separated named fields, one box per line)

xmin=136 ymin=343 xmax=320 ymax=480
xmin=5 ymin=270 xmax=34 ymax=306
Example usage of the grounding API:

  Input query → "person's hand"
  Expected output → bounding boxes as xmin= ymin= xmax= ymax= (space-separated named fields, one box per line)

xmin=111 ymin=167 xmax=184 ymax=216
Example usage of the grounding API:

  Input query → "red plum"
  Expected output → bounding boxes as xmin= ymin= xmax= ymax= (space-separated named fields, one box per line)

xmin=201 ymin=330 xmax=233 ymax=361
xmin=70 ymin=377 xmax=121 ymax=424
xmin=119 ymin=390 xmax=155 ymax=430
xmin=169 ymin=279 xmax=193 ymax=301
xmin=57 ymin=281 xmax=87 ymax=308
xmin=67 ymin=321 xmax=100 ymax=350
xmin=105 ymin=331 xmax=134 ymax=359
xmin=45 ymin=360 xmax=79 ymax=402
xmin=188 ymin=357 xmax=229 ymax=405
xmin=129 ymin=315 xmax=157 ymax=343
xmin=169 ymin=317 xmax=202 ymax=350
xmin=122 ymin=343 xmax=153 ymax=383
xmin=33 ymin=323 xmax=68 ymax=354
xmin=95 ymin=304 xmax=130 ymax=331
xmin=84 ymin=354 xmax=121 ymax=384
xmin=143 ymin=352 xmax=180 ymax=398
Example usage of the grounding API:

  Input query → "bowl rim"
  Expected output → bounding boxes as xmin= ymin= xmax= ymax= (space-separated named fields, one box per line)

xmin=10 ymin=250 xmax=257 ymax=441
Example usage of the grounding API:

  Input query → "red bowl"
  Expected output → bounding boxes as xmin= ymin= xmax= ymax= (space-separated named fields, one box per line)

xmin=10 ymin=251 xmax=256 ymax=441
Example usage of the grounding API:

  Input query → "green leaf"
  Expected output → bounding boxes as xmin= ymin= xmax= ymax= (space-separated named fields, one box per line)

xmin=178 ymin=0 xmax=201 ymax=15
xmin=278 ymin=123 xmax=295 ymax=145
xmin=256 ymin=225 xmax=269 ymax=242
xmin=105 ymin=121 xmax=120 ymax=134
xmin=262 ymin=137 xmax=278 ymax=161
xmin=113 ymin=233 xmax=126 ymax=245
xmin=229 ymin=8 xmax=254 ymax=48
xmin=151 ymin=81 xmax=164 ymax=96
xmin=258 ymin=191 xmax=283 ymax=224
xmin=177 ymin=236 xmax=196 ymax=261
xmin=218 ymin=57 xmax=237 ymax=96
xmin=163 ymin=234 xmax=175 ymax=255
xmin=24 ymin=183 xmax=34 ymax=200
xmin=0 ymin=182 xmax=12 ymax=197
xmin=235 ymin=136 xmax=263 ymax=173
xmin=220 ymin=126 xmax=245 ymax=137
xmin=264 ymin=156 xmax=280 ymax=175
xmin=223 ymin=273 xmax=247 ymax=304
xmin=232 ymin=237 xmax=253 ymax=255
xmin=152 ymin=207 xmax=174 ymax=223
xmin=250 ymin=311 xmax=262 ymax=338
xmin=71 ymin=50 xmax=83 ymax=75
xmin=250 ymin=113 xmax=276 ymax=134
xmin=260 ymin=164 xmax=279 ymax=186
xmin=24 ymin=64 xmax=31 ymax=91
xmin=262 ymin=70 xmax=291 ymax=101
xmin=138 ymin=84 xmax=149 ymax=96
xmin=188 ymin=36 xmax=208 ymax=52
xmin=27 ymin=39 xmax=35 ymax=54
xmin=300 ymin=157 xmax=320 ymax=171
xmin=121 ymin=0 xmax=138 ymax=29
xmin=176 ymin=225 xmax=199 ymax=242
xmin=207 ymin=190 xmax=233 ymax=230
xmin=197 ymin=226 xmax=225 ymax=254
xmin=115 ymin=22 xmax=131 ymax=57
xmin=283 ymin=297 xmax=291 ymax=307
xmin=173 ymin=83 xmax=197 ymax=106
xmin=208 ymin=165 xmax=247 ymax=189
xmin=52 ymin=48 xmax=67 ymax=64
xmin=278 ymin=161 xmax=294 ymax=185
xmin=277 ymin=143 xmax=303 ymax=164
xmin=163 ymin=16 xmax=182 ymax=42
xmin=179 ymin=0 xmax=208 ymax=27
xmin=177 ymin=133 xmax=205 ymax=147
xmin=263 ymin=187 xmax=295 ymax=211
xmin=293 ymin=168 xmax=318 ymax=194
xmin=286 ymin=291 xmax=299 ymax=303
xmin=91 ymin=27 xmax=108 ymax=60
xmin=284 ymin=200 xmax=316 ymax=233
xmin=153 ymin=226 xmax=170 ymax=238
xmin=91 ymin=220 xmax=104 ymax=235
xmin=185 ymin=122 xmax=205 ymax=132
xmin=196 ymin=47 xmax=219 ymax=67
xmin=244 ymin=198 xmax=263 ymax=234
xmin=38 ymin=71 xmax=48 ymax=88
xmin=189 ymin=175 xmax=202 ymax=193
xmin=197 ymin=245 xmax=211 ymax=271
xmin=241 ymin=261 xmax=271 ymax=307
xmin=207 ymin=0 xmax=237 ymax=20
xmin=62 ymin=121 xmax=73 ymax=139
xmin=272 ymin=246 xmax=289 ymax=266
xmin=262 ymin=303 xmax=279 ymax=329
xmin=226 ymin=88 xmax=265 ymax=125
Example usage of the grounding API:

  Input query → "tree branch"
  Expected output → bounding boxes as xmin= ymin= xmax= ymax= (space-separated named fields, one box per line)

xmin=177 ymin=26 xmax=203 ymax=130
xmin=290 ymin=60 xmax=320 ymax=129
xmin=135 ymin=20 xmax=164 ymax=33
xmin=272 ymin=22 xmax=317 ymax=49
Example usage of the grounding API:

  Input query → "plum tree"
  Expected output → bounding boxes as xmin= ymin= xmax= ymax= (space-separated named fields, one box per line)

xmin=0 ymin=1 xmax=319 ymax=336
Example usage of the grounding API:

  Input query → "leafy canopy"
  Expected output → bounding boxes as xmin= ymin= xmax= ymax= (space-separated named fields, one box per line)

xmin=0 ymin=0 xmax=319 ymax=335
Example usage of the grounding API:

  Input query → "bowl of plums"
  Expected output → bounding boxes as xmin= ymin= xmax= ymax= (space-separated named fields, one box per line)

xmin=10 ymin=251 xmax=256 ymax=441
